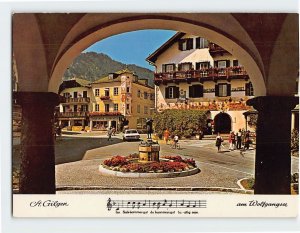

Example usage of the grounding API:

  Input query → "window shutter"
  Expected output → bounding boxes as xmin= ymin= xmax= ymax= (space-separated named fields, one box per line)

xmin=162 ymin=64 xmax=166 ymax=73
xmin=178 ymin=40 xmax=183 ymax=51
xmin=204 ymin=39 xmax=209 ymax=48
xmin=187 ymin=38 xmax=193 ymax=50
xmin=196 ymin=37 xmax=200 ymax=49
xmin=227 ymin=84 xmax=231 ymax=96
xmin=233 ymin=60 xmax=239 ymax=66
xmin=215 ymin=84 xmax=219 ymax=97
xmin=245 ymin=83 xmax=250 ymax=96
xmin=226 ymin=60 xmax=230 ymax=67
xmin=189 ymin=86 xmax=194 ymax=98
xmin=174 ymin=87 xmax=180 ymax=98
xmin=165 ymin=87 xmax=170 ymax=99
xmin=199 ymin=85 xmax=204 ymax=97
xmin=188 ymin=62 xmax=192 ymax=70
xmin=173 ymin=64 xmax=176 ymax=72
xmin=178 ymin=63 xmax=182 ymax=71
xmin=214 ymin=61 xmax=218 ymax=68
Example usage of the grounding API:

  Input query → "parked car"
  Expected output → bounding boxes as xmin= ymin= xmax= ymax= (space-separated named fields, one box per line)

xmin=123 ymin=129 xmax=140 ymax=141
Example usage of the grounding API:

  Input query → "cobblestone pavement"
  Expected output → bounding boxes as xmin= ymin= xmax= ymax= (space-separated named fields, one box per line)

xmin=56 ymin=139 xmax=262 ymax=192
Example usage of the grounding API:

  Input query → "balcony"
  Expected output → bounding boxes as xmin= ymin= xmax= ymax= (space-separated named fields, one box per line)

xmin=57 ymin=112 xmax=88 ymax=118
xmin=100 ymin=96 xmax=111 ymax=101
xmin=62 ymin=97 xmax=90 ymax=104
xmin=89 ymin=111 xmax=122 ymax=117
xmin=209 ymin=43 xmax=227 ymax=55
xmin=154 ymin=66 xmax=248 ymax=85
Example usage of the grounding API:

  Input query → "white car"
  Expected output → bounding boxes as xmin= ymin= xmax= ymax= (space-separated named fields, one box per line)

xmin=123 ymin=129 xmax=140 ymax=141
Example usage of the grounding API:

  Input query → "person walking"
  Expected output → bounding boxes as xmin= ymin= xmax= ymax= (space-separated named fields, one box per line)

xmin=215 ymin=132 xmax=223 ymax=153
xmin=107 ymin=127 xmax=112 ymax=141
xmin=244 ymin=130 xmax=250 ymax=150
xmin=173 ymin=134 xmax=179 ymax=149
xmin=236 ymin=129 xmax=242 ymax=149
xmin=229 ymin=131 xmax=236 ymax=151
xmin=163 ymin=129 xmax=170 ymax=144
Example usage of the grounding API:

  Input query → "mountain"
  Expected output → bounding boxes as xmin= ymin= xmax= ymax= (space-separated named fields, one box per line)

xmin=63 ymin=52 xmax=154 ymax=86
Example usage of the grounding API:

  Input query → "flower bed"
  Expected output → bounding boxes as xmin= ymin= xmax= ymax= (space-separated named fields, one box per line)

xmin=102 ymin=155 xmax=197 ymax=173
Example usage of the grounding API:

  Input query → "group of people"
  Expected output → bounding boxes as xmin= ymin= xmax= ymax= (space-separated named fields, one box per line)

xmin=216 ymin=129 xmax=252 ymax=153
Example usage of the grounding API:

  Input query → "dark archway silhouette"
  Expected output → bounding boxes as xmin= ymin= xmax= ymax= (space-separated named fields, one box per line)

xmin=214 ymin=112 xmax=231 ymax=133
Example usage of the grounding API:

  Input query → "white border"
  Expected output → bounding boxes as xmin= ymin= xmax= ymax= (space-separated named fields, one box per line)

xmin=1 ymin=0 xmax=299 ymax=232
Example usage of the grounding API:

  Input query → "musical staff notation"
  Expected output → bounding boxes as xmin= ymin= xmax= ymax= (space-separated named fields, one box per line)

xmin=107 ymin=198 xmax=207 ymax=211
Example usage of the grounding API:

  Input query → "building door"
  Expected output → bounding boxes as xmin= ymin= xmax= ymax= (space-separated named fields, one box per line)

xmin=214 ymin=113 xmax=231 ymax=134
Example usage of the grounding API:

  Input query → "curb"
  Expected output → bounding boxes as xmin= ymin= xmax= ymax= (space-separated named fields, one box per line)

xmin=55 ymin=185 xmax=253 ymax=194
xmin=237 ymin=177 xmax=254 ymax=194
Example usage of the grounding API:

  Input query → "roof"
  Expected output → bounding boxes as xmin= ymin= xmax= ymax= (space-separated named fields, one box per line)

xmin=58 ymin=77 xmax=91 ymax=93
xmin=146 ymin=32 xmax=186 ymax=64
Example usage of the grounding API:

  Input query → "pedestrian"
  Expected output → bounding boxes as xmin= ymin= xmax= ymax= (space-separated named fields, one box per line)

xmin=173 ymin=134 xmax=179 ymax=149
xmin=244 ymin=130 xmax=251 ymax=150
xmin=163 ymin=129 xmax=170 ymax=144
xmin=111 ymin=126 xmax=116 ymax=136
xmin=215 ymin=132 xmax=223 ymax=152
xmin=229 ymin=131 xmax=236 ymax=151
xmin=107 ymin=127 xmax=112 ymax=141
xmin=146 ymin=118 xmax=153 ymax=139
xmin=236 ymin=129 xmax=242 ymax=149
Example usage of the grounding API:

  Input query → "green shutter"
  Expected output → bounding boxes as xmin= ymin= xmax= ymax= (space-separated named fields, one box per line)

xmin=174 ymin=87 xmax=180 ymax=98
xmin=226 ymin=60 xmax=230 ymax=67
xmin=204 ymin=39 xmax=209 ymax=48
xmin=227 ymin=84 xmax=231 ymax=96
xmin=165 ymin=87 xmax=170 ymax=99
xmin=178 ymin=40 xmax=183 ymax=51
xmin=196 ymin=37 xmax=200 ymax=49
xmin=162 ymin=64 xmax=166 ymax=73
xmin=245 ymin=82 xmax=250 ymax=96
xmin=189 ymin=86 xmax=194 ymax=98
xmin=215 ymin=84 xmax=219 ymax=97
xmin=214 ymin=61 xmax=218 ymax=68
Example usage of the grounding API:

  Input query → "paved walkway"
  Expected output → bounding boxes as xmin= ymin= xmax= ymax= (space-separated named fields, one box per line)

xmin=56 ymin=140 xmax=254 ymax=193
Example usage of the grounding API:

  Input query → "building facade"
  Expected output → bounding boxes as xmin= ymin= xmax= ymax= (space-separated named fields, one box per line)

xmin=57 ymin=69 xmax=155 ymax=131
xmin=146 ymin=33 xmax=255 ymax=133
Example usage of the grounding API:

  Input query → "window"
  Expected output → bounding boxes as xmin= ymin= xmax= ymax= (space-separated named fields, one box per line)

xmin=95 ymin=89 xmax=100 ymax=96
xmin=105 ymin=104 xmax=110 ymax=112
xmin=196 ymin=37 xmax=209 ymax=49
xmin=144 ymin=106 xmax=148 ymax=114
xmin=126 ymin=104 xmax=130 ymax=110
xmin=63 ymin=92 xmax=70 ymax=98
xmin=83 ymin=91 xmax=87 ymax=98
xmin=95 ymin=104 xmax=99 ymax=112
xmin=114 ymin=104 xmax=118 ymax=111
xmin=150 ymin=93 xmax=155 ymax=100
xmin=126 ymin=87 xmax=130 ymax=93
xmin=215 ymin=83 xmax=231 ymax=97
xmin=218 ymin=61 xmax=227 ymax=68
xmin=196 ymin=62 xmax=210 ymax=70
xmin=178 ymin=38 xmax=193 ymax=51
xmin=233 ymin=60 xmax=239 ymax=66
xmin=74 ymin=105 xmax=77 ymax=112
xmin=245 ymin=82 xmax=254 ymax=96
xmin=178 ymin=62 xmax=192 ymax=71
xmin=144 ymin=92 xmax=148 ymax=99
xmin=165 ymin=86 xmax=179 ymax=99
xmin=82 ymin=105 xmax=88 ymax=112
xmin=189 ymin=85 xmax=203 ymax=98
xmin=162 ymin=64 xmax=175 ymax=72
xmin=104 ymin=88 xmax=110 ymax=97
xmin=137 ymin=90 xmax=141 ymax=97
xmin=137 ymin=105 xmax=140 ymax=113
xmin=73 ymin=92 xmax=78 ymax=98
xmin=113 ymin=87 xmax=119 ymax=96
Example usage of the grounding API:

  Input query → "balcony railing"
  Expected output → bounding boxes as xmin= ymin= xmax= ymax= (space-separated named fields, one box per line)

xmin=57 ymin=112 xmax=88 ymax=118
xmin=209 ymin=43 xmax=227 ymax=54
xmin=63 ymin=97 xmax=90 ymax=103
xmin=100 ymin=96 xmax=111 ymax=101
xmin=154 ymin=66 xmax=248 ymax=84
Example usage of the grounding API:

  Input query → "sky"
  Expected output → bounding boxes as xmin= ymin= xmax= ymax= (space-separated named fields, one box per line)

xmin=84 ymin=29 xmax=177 ymax=70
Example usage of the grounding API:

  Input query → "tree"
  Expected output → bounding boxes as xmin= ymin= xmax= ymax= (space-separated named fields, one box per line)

xmin=153 ymin=109 xmax=207 ymax=139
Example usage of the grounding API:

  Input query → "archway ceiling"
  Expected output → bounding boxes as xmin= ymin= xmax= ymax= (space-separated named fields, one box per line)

xmin=34 ymin=13 xmax=287 ymax=80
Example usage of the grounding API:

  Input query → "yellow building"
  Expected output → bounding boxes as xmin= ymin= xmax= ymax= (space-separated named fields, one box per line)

xmin=88 ymin=69 xmax=155 ymax=131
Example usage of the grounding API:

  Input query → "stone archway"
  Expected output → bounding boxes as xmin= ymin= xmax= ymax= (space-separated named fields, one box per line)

xmin=214 ymin=112 xmax=231 ymax=134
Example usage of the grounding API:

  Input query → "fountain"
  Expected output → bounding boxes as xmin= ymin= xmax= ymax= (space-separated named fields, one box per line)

xmin=99 ymin=139 xmax=200 ymax=178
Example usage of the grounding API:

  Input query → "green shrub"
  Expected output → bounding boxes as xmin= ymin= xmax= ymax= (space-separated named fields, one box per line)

xmin=153 ymin=109 xmax=207 ymax=139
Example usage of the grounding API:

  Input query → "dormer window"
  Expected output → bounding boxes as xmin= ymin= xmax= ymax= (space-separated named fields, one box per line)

xmin=179 ymin=38 xmax=193 ymax=51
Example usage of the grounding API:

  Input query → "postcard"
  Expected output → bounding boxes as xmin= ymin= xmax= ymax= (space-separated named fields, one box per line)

xmin=11 ymin=12 xmax=299 ymax=218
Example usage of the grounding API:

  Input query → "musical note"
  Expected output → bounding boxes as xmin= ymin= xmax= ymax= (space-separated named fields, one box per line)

xmin=106 ymin=198 xmax=206 ymax=211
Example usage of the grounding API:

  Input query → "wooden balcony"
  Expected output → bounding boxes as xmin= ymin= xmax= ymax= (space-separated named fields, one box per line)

xmin=57 ymin=111 xmax=88 ymax=118
xmin=62 ymin=97 xmax=90 ymax=104
xmin=209 ymin=43 xmax=227 ymax=54
xmin=100 ymin=96 xmax=111 ymax=101
xmin=154 ymin=66 xmax=248 ymax=85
